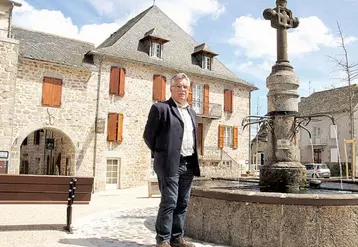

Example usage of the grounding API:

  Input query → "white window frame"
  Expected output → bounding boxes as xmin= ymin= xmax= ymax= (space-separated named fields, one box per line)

xmin=224 ymin=126 xmax=233 ymax=147
xmin=330 ymin=148 xmax=338 ymax=162
xmin=313 ymin=126 xmax=321 ymax=144
xmin=150 ymin=41 xmax=162 ymax=58
xmin=330 ymin=125 xmax=336 ymax=139
xmin=203 ymin=56 xmax=212 ymax=70
xmin=192 ymin=84 xmax=203 ymax=114
xmin=106 ymin=158 xmax=120 ymax=189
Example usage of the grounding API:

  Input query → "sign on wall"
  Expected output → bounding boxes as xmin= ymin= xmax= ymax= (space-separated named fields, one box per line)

xmin=0 ymin=151 xmax=9 ymax=159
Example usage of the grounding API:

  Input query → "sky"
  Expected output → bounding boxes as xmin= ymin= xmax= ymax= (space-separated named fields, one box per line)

xmin=11 ymin=0 xmax=358 ymax=118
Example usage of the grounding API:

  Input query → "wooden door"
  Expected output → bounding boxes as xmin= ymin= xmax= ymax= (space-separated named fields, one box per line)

xmin=198 ymin=123 xmax=203 ymax=156
xmin=314 ymin=149 xmax=322 ymax=163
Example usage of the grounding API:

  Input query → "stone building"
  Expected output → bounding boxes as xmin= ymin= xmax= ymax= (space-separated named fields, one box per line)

xmin=0 ymin=2 xmax=256 ymax=190
xmin=299 ymin=85 xmax=358 ymax=165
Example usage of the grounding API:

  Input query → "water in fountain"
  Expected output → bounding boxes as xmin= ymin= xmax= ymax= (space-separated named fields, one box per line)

xmin=332 ymin=125 xmax=343 ymax=190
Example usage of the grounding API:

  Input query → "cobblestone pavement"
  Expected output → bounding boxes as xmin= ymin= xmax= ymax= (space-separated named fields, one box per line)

xmin=65 ymin=206 xmax=228 ymax=247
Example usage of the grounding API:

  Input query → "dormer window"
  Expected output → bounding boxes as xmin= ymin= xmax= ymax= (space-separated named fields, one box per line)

xmin=150 ymin=41 xmax=162 ymax=58
xmin=192 ymin=43 xmax=218 ymax=71
xmin=140 ymin=28 xmax=169 ymax=60
xmin=204 ymin=56 xmax=212 ymax=70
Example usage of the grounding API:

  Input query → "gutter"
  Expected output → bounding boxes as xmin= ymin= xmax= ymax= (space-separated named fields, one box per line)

xmin=7 ymin=1 xmax=21 ymax=38
xmin=92 ymin=56 xmax=104 ymax=191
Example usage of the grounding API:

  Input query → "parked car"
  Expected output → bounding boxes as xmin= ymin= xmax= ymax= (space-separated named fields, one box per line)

xmin=304 ymin=163 xmax=331 ymax=178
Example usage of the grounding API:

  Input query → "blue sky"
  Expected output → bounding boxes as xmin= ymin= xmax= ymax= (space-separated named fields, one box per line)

xmin=12 ymin=0 xmax=358 ymax=117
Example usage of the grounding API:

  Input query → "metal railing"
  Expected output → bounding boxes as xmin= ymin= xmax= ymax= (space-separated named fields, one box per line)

xmin=191 ymin=100 xmax=222 ymax=119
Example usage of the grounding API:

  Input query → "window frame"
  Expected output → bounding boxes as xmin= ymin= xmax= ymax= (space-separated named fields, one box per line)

xmin=224 ymin=126 xmax=233 ymax=147
xmin=150 ymin=41 xmax=163 ymax=59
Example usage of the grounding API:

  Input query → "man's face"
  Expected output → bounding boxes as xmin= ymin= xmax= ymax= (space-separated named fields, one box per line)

xmin=170 ymin=78 xmax=189 ymax=105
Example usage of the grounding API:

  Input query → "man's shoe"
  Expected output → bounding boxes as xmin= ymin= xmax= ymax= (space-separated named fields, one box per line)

xmin=156 ymin=242 xmax=171 ymax=247
xmin=170 ymin=237 xmax=195 ymax=247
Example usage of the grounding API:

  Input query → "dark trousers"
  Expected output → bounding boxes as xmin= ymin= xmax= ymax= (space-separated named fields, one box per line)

xmin=155 ymin=158 xmax=194 ymax=244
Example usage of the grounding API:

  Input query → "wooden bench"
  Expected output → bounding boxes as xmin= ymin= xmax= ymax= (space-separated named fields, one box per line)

xmin=0 ymin=174 xmax=94 ymax=233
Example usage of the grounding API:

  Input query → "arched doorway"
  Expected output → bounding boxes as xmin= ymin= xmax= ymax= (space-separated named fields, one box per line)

xmin=19 ymin=128 xmax=75 ymax=176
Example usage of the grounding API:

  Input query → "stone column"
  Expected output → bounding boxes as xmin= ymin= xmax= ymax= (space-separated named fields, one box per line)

xmin=259 ymin=0 xmax=306 ymax=192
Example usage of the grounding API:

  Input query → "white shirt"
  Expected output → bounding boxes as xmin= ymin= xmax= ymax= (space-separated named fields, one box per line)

xmin=173 ymin=100 xmax=195 ymax=157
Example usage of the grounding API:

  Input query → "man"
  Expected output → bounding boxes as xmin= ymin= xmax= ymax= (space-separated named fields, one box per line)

xmin=143 ymin=73 xmax=200 ymax=247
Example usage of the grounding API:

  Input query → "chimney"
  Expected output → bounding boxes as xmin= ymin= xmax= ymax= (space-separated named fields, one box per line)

xmin=300 ymin=97 xmax=306 ymax=102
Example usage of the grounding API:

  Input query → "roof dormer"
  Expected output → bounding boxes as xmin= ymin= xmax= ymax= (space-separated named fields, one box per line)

xmin=192 ymin=43 xmax=218 ymax=70
xmin=140 ymin=28 xmax=169 ymax=59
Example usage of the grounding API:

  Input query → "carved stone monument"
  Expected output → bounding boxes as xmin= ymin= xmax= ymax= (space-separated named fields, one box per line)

xmin=260 ymin=0 xmax=306 ymax=192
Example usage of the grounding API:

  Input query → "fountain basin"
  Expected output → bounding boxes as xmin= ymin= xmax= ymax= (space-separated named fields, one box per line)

xmin=185 ymin=180 xmax=358 ymax=247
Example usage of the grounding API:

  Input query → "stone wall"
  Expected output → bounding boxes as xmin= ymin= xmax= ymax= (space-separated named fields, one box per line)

xmin=0 ymin=37 xmax=18 ymax=160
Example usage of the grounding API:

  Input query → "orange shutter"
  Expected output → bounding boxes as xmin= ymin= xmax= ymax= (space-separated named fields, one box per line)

xmin=153 ymin=75 xmax=164 ymax=101
xmin=230 ymin=90 xmax=234 ymax=112
xmin=42 ymin=77 xmax=62 ymax=107
xmin=117 ymin=113 xmax=123 ymax=142
xmin=203 ymin=84 xmax=209 ymax=115
xmin=224 ymin=89 xmax=230 ymax=112
xmin=107 ymin=113 xmax=117 ymax=141
xmin=188 ymin=82 xmax=193 ymax=106
xmin=233 ymin=126 xmax=238 ymax=149
xmin=119 ymin=68 xmax=126 ymax=97
xmin=218 ymin=124 xmax=224 ymax=149
xmin=110 ymin=67 xmax=119 ymax=95
xmin=161 ymin=76 xmax=166 ymax=101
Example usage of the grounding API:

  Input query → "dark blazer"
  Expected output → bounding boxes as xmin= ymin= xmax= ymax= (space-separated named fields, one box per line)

xmin=143 ymin=98 xmax=200 ymax=177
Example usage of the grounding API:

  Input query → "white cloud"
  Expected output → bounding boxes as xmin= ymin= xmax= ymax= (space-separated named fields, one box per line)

xmin=86 ymin=0 xmax=225 ymax=34
xmin=229 ymin=15 xmax=357 ymax=59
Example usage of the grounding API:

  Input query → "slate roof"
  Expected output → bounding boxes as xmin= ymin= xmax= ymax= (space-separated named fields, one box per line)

xmin=92 ymin=5 xmax=255 ymax=89
xmin=298 ymin=84 xmax=358 ymax=115
xmin=193 ymin=43 xmax=217 ymax=56
xmin=12 ymin=26 xmax=95 ymax=69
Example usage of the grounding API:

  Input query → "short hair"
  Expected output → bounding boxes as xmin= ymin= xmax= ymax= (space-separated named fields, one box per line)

xmin=170 ymin=73 xmax=190 ymax=87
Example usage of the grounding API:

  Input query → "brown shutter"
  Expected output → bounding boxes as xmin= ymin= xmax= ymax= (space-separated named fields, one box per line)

xmin=230 ymin=90 xmax=234 ymax=112
xmin=110 ymin=67 xmax=119 ymax=95
xmin=42 ymin=77 xmax=62 ymax=107
xmin=117 ymin=113 xmax=123 ymax=142
xmin=188 ymin=82 xmax=193 ymax=106
xmin=203 ymin=84 xmax=209 ymax=115
xmin=153 ymin=75 xmax=165 ymax=101
xmin=107 ymin=113 xmax=117 ymax=141
xmin=161 ymin=76 xmax=166 ymax=101
xmin=218 ymin=124 xmax=224 ymax=149
xmin=119 ymin=68 xmax=126 ymax=97
xmin=224 ymin=89 xmax=230 ymax=112
xmin=233 ymin=126 xmax=238 ymax=149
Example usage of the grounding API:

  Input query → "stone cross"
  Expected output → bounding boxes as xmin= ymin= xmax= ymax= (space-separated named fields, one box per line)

xmin=263 ymin=0 xmax=299 ymax=71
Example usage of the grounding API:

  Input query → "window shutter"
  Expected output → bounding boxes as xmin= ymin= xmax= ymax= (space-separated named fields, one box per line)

xmin=153 ymin=75 xmax=165 ymax=101
xmin=218 ymin=124 xmax=224 ymax=149
xmin=230 ymin=90 xmax=234 ymax=112
xmin=203 ymin=84 xmax=209 ymax=115
xmin=224 ymin=90 xmax=234 ymax=113
xmin=110 ymin=67 xmax=119 ymax=95
xmin=42 ymin=77 xmax=62 ymax=107
xmin=119 ymin=68 xmax=126 ymax=96
xmin=188 ymin=82 xmax=193 ymax=106
xmin=233 ymin=126 xmax=238 ymax=149
xmin=107 ymin=113 xmax=117 ymax=141
xmin=117 ymin=113 xmax=123 ymax=142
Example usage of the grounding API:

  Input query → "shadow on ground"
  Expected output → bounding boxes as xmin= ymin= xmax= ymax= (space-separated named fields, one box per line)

xmin=59 ymin=237 xmax=154 ymax=247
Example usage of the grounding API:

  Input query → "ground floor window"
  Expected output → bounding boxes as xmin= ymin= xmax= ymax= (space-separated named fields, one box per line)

xmin=106 ymin=158 xmax=120 ymax=188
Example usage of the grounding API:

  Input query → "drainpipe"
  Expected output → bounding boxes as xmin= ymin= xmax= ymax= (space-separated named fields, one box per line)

xmin=7 ymin=2 xmax=14 ymax=38
xmin=248 ymin=89 xmax=252 ymax=171
xmin=93 ymin=56 xmax=103 ymax=191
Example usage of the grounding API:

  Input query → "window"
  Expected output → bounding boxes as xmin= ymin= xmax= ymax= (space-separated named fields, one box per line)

xmin=34 ymin=130 xmax=41 ymax=145
xmin=109 ymin=67 xmax=126 ymax=96
xmin=42 ymin=77 xmax=62 ymax=107
xmin=218 ymin=125 xmax=238 ymax=149
xmin=106 ymin=158 xmax=119 ymax=185
xmin=107 ymin=113 xmax=123 ymax=142
xmin=192 ymin=84 xmax=203 ymax=114
xmin=153 ymin=75 xmax=166 ymax=101
xmin=224 ymin=126 xmax=233 ymax=147
xmin=313 ymin=126 xmax=321 ymax=144
xmin=224 ymin=89 xmax=234 ymax=113
xmin=150 ymin=41 xmax=162 ymax=58
xmin=202 ymin=56 xmax=212 ymax=70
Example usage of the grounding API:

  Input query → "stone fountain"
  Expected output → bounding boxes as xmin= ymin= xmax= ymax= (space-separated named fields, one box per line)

xmin=185 ymin=1 xmax=358 ymax=246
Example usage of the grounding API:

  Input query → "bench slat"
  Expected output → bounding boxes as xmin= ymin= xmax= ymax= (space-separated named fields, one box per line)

xmin=0 ymin=174 xmax=93 ymax=185
xmin=0 ymin=184 xmax=93 ymax=193
xmin=0 ymin=192 xmax=91 ymax=203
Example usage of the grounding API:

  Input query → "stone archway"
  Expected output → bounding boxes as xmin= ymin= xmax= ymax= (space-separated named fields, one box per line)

xmin=11 ymin=126 xmax=76 ymax=176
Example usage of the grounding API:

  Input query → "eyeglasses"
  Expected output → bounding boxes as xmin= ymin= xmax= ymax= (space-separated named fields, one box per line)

xmin=171 ymin=85 xmax=189 ymax=90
